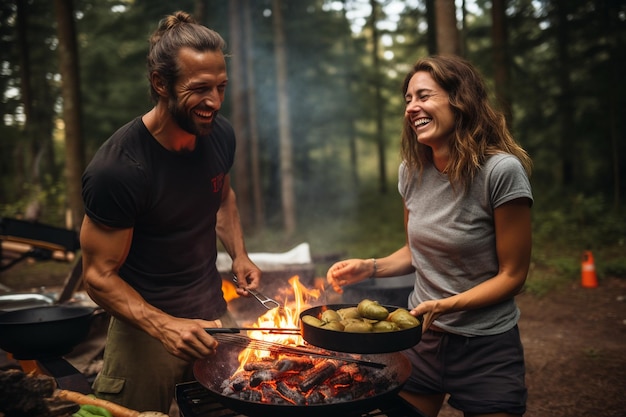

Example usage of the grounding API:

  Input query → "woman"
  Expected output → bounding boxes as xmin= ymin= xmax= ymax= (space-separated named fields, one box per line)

xmin=327 ymin=55 xmax=532 ymax=417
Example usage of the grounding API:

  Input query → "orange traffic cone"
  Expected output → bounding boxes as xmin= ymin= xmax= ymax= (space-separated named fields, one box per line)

xmin=581 ymin=250 xmax=598 ymax=288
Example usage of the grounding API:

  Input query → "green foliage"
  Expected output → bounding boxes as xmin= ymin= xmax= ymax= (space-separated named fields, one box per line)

xmin=525 ymin=254 xmax=579 ymax=296
xmin=522 ymin=188 xmax=625 ymax=295
xmin=532 ymin=191 xmax=625 ymax=251
xmin=603 ymin=258 xmax=626 ymax=279
xmin=0 ymin=176 xmax=68 ymax=226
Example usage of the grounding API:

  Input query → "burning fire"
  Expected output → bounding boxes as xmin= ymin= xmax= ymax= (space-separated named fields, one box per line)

xmin=216 ymin=276 xmax=399 ymax=407
xmin=237 ymin=276 xmax=322 ymax=367
xmin=221 ymin=280 xmax=240 ymax=302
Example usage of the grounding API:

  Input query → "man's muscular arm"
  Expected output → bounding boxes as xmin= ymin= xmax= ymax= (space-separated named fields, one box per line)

xmin=79 ymin=215 xmax=220 ymax=361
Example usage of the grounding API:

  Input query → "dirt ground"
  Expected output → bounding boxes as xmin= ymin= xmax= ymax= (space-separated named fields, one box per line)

xmin=1 ymin=261 xmax=625 ymax=417
xmin=521 ymin=277 xmax=626 ymax=417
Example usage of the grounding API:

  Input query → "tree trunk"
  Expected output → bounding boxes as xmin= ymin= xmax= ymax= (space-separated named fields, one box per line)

xmin=341 ymin=0 xmax=359 ymax=187
xmin=272 ymin=0 xmax=296 ymax=236
xmin=491 ymin=0 xmax=512 ymax=126
xmin=193 ymin=0 xmax=206 ymax=22
xmin=425 ymin=0 xmax=437 ymax=54
xmin=242 ymin=0 xmax=265 ymax=229
xmin=16 ymin=0 xmax=59 ymax=221
xmin=15 ymin=0 xmax=33 ymax=201
xmin=435 ymin=0 xmax=460 ymax=55
xmin=459 ymin=0 xmax=467 ymax=56
xmin=602 ymin=1 xmax=621 ymax=211
xmin=54 ymin=0 xmax=85 ymax=230
xmin=554 ymin=0 xmax=574 ymax=188
xmin=228 ymin=0 xmax=253 ymax=231
xmin=369 ymin=0 xmax=387 ymax=194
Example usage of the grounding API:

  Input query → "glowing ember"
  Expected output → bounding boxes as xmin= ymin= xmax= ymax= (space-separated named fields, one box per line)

xmin=237 ymin=276 xmax=322 ymax=367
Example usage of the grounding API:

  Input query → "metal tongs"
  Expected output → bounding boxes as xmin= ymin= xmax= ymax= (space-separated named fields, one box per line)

xmin=232 ymin=274 xmax=281 ymax=310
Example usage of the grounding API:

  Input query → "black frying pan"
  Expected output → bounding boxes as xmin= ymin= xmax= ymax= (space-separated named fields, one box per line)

xmin=0 ymin=305 xmax=99 ymax=359
xmin=299 ymin=303 xmax=422 ymax=353
xmin=194 ymin=345 xmax=411 ymax=417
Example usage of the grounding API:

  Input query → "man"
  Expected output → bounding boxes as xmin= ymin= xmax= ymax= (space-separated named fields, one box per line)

xmin=79 ymin=11 xmax=262 ymax=413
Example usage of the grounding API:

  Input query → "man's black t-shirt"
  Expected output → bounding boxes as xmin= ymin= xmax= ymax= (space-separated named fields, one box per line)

xmin=82 ymin=115 xmax=235 ymax=320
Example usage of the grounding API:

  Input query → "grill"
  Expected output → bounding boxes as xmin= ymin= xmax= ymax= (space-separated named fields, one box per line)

xmin=176 ymin=380 xmax=427 ymax=417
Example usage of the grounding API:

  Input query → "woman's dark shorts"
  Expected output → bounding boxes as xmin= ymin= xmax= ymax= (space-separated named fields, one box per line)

xmin=402 ymin=325 xmax=527 ymax=415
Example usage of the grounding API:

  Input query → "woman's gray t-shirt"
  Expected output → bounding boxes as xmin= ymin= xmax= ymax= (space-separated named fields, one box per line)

xmin=399 ymin=153 xmax=533 ymax=336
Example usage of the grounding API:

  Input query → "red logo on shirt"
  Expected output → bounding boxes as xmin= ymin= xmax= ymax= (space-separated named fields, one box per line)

xmin=211 ymin=173 xmax=224 ymax=193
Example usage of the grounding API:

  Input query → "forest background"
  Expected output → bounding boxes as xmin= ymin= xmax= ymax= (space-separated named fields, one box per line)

xmin=0 ymin=0 xmax=625 ymax=294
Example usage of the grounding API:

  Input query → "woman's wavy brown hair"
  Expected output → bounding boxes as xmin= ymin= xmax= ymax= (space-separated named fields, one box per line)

xmin=146 ymin=11 xmax=226 ymax=103
xmin=400 ymin=55 xmax=532 ymax=190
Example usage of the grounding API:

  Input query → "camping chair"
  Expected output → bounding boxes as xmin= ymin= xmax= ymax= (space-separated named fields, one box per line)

xmin=0 ymin=217 xmax=82 ymax=304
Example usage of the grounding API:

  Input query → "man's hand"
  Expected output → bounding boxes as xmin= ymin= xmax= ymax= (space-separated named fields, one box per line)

xmin=231 ymin=257 xmax=262 ymax=296
xmin=155 ymin=317 xmax=221 ymax=361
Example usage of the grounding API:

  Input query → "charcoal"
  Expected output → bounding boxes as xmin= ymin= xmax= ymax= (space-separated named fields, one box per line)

xmin=327 ymin=371 xmax=352 ymax=387
xmin=276 ymin=381 xmax=306 ymax=405
xmin=338 ymin=363 xmax=359 ymax=375
xmin=239 ymin=388 xmax=262 ymax=402
xmin=249 ymin=369 xmax=281 ymax=387
xmin=358 ymin=365 xmax=387 ymax=380
xmin=260 ymin=383 xmax=288 ymax=404
xmin=317 ymin=384 xmax=333 ymax=399
xmin=298 ymin=360 xmax=339 ymax=392
xmin=275 ymin=356 xmax=314 ymax=372
xmin=330 ymin=390 xmax=355 ymax=402
xmin=227 ymin=372 xmax=250 ymax=391
xmin=244 ymin=359 xmax=276 ymax=371
xmin=306 ymin=390 xmax=327 ymax=404
xmin=283 ymin=374 xmax=301 ymax=385
xmin=350 ymin=380 xmax=375 ymax=398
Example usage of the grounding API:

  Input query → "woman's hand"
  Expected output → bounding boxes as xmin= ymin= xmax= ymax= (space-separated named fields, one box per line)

xmin=410 ymin=300 xmax=445 ymax=332
xmin=326 ymin=258 xmax=374 ymax=293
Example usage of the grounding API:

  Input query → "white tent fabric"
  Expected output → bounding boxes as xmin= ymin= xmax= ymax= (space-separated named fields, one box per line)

xmin=216 ymin=242 xmax=312 ymax=273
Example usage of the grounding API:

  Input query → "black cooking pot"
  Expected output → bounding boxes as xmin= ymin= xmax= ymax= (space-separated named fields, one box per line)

xmin=0 ymin=305 xmax=100 ymax=360
xmin=299 ymin=303 xmax=422 ymax=353
xmin=194 ymin=345 xmax=410 ymax=417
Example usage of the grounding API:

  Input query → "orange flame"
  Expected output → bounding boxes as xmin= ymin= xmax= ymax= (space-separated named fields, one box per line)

xmin=236 ymin=275 xmax=322 ymax=367
xmin=221 ymin=279 xmax=239 ymax=302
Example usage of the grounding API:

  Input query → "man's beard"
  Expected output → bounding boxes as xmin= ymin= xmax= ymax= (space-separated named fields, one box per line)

xmin=168 ymin=97 xmax=216 ymax=137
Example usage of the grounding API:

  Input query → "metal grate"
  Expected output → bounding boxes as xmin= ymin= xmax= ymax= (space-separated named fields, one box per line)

xmin=176 ymin=381 xmax=427 ymax=417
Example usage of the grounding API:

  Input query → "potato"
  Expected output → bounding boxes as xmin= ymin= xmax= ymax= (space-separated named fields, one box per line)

xmin=301 ymin=314 xmax=324 ymax=327
xmin=337 ymin=307 xmax=361 ymax=320
xmin=340 ymin=317 xmax=364 ymax=327
xmin=320 ymin=320 xmax=345 ymax=331
xmin=343 ymin=320 xmax=373 ymax=333
xmin=372 ymin=320 xmax=400 ymax=332
xmin=357 ymin=299 xmax=390 ymax=320
xmin=320 ymin=309 xmax=342 ymax=323
xmin=387 ymin=308 xmax=421 ymax=329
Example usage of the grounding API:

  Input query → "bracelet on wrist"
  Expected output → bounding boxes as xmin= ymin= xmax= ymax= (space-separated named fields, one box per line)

xmin=369 ymin=258 xmax=377 ymax=279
